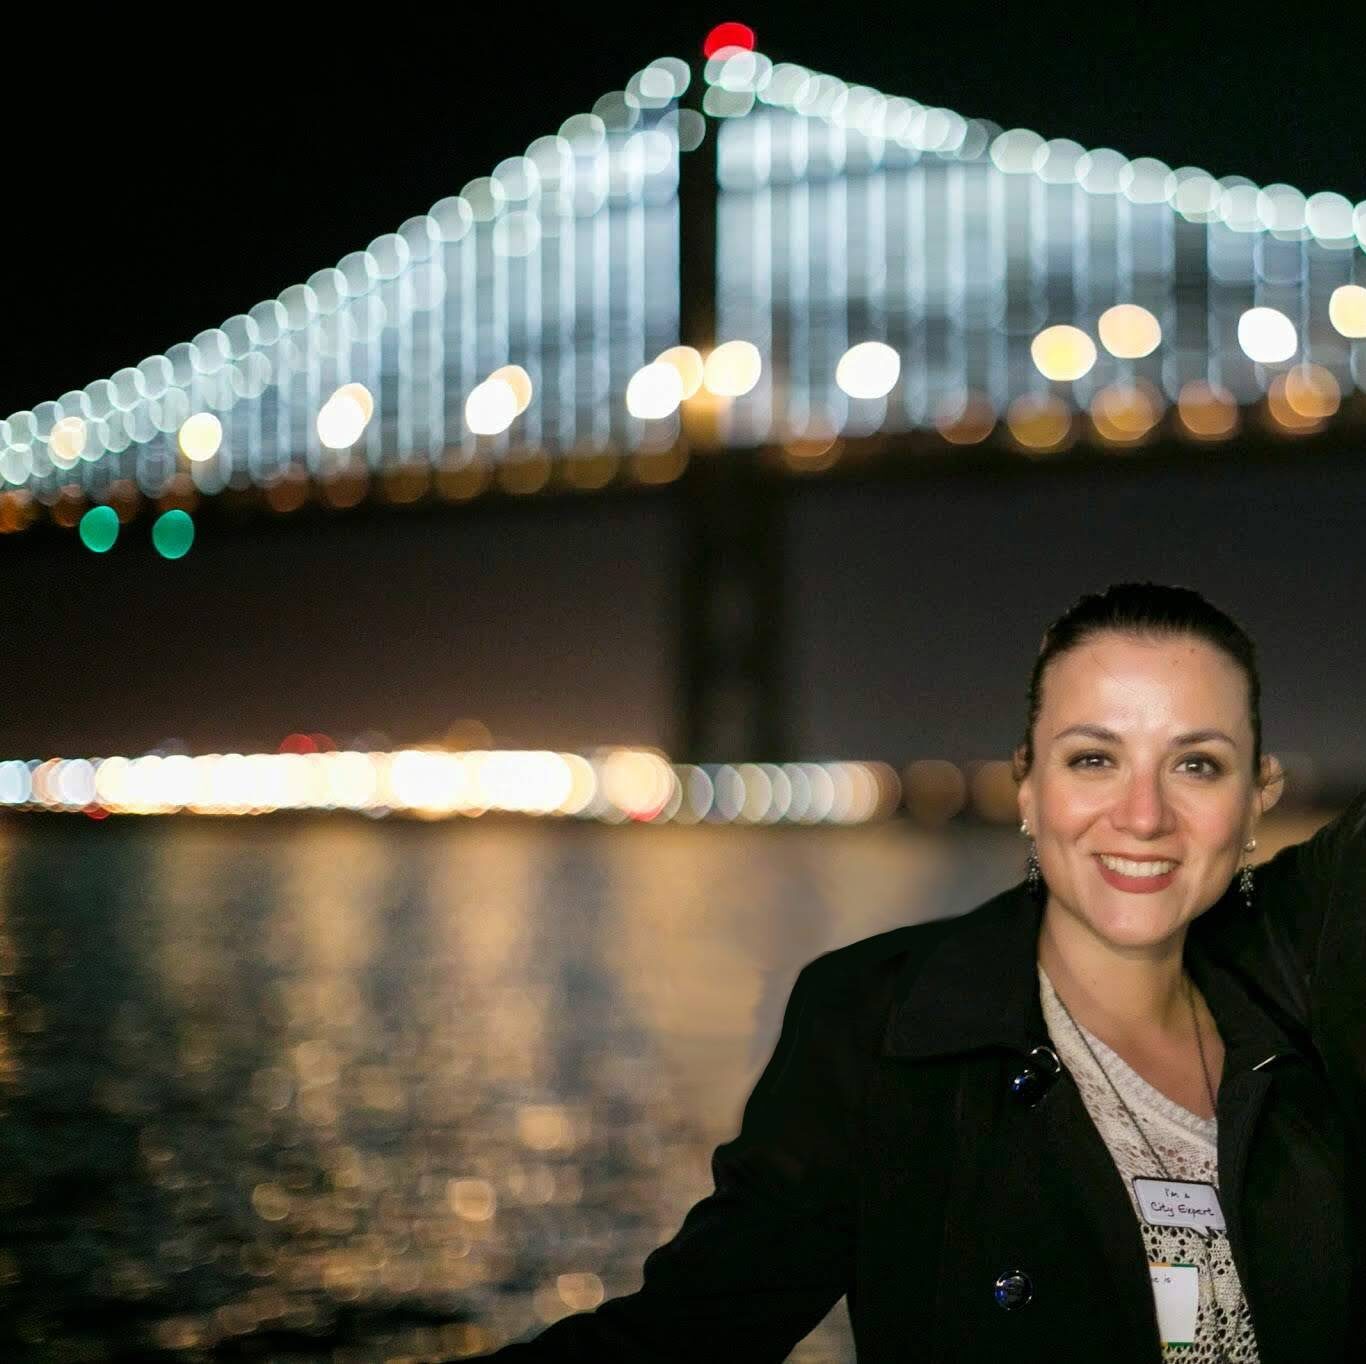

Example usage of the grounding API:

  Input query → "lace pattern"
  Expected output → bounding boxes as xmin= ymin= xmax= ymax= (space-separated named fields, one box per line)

xmin=1038 ymin=965 xmax=1258 ymax=1362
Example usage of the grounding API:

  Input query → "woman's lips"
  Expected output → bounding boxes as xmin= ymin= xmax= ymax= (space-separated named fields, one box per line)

xmin=1094 ymin=854 xmax=1178 ymax=894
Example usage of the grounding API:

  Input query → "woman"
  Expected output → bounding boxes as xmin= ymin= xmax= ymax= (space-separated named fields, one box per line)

xmin=469 ymin=583 xmax=1364 ymax=1362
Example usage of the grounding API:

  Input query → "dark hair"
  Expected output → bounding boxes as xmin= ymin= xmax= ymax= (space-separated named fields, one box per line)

xmin=1015 ymin=582 xmax=1262 ymax=779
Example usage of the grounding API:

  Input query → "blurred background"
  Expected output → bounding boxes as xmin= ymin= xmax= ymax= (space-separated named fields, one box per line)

xmin=2 ymin=7 xmax=1364 ymax=1360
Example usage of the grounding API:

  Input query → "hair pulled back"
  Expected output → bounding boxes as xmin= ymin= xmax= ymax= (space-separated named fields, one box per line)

xmin=1016 ymin=582 xmax=1262 ymax=779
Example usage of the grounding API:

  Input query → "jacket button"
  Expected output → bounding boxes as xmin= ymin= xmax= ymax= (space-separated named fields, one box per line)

xmin=993 ymin=1269 xmax=1033 ymax=1310
xmin=1008 ymin=1046 xmax=1060 ymax=1107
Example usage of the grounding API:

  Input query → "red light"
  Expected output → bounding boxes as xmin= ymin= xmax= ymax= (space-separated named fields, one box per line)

xmin=703 ymin=22 xmax=755 ymax=58
xmin=279 ymin=733 xmax=317 ymax=754
xmin=84 ymin=805 xmax=109 ymax=820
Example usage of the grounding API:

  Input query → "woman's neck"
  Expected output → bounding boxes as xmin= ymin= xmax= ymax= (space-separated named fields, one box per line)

xmin=1037 ymin=898 xmax=1193 ymax=1044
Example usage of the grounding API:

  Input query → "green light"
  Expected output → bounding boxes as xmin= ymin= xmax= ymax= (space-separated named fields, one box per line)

xmin=152 ymin=509 xmax=195 ymax=560
xmin=78 ymin=505 xmax=120 ymax=553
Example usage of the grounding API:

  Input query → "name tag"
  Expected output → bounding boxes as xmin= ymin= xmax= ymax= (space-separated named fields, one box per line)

xmin=1132 ymin=1177 xmax=1226 ymax=1235
xmin=1149 ymin=1263 xmax=1199 ymax=1346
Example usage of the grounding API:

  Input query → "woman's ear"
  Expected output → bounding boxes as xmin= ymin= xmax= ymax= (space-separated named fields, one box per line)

xmin=1257 ymin=753 xmax=1285 ymax=815
xmin=1014 ymin=747 xmax=1034 ymax=828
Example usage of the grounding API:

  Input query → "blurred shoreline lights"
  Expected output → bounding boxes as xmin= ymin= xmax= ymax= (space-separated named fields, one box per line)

xmin=0 ymin=747 xmax=905 ymax=826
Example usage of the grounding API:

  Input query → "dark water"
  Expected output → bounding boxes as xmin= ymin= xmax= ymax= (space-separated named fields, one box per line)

xmin=0 ymin=812 xmax=1319 ymax=1361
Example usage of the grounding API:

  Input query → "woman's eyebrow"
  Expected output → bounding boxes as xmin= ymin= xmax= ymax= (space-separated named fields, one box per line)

xmin=1051 ymin=723 xmax=1236 ymax=746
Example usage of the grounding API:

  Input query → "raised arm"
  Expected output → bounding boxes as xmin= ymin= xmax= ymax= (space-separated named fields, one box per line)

xmin=1216 ymin=789 xmax=1366 ymax=1081
xmin=465 ymin=955 xmax=865 ymax=1362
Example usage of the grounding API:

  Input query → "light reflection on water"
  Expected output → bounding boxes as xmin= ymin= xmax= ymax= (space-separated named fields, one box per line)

xmin=0 ymin=814 xmax=1037 ymax=1359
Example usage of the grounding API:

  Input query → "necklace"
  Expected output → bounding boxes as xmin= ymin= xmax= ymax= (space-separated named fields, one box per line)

xmin=1049 ymin=971 xmax=1238 ymax=1363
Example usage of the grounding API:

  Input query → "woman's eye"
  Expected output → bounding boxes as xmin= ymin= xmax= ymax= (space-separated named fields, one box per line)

xmin=1067 ymin=752 xmax=1110 ymax=769
xmin=1178 ymin=754 xmax=1223 ymax=777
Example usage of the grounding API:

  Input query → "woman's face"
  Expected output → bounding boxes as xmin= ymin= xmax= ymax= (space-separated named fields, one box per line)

xmin=1017 ymin=630 xmax=1277 ymax=953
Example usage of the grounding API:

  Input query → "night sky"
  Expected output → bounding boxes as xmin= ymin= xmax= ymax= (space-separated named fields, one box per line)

xmin=7 ymin=9 xmax=1366 ymax=779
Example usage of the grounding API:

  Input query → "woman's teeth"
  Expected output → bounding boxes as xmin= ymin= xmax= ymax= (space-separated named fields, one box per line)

xmin=1098 ymin=854 xmax=1177 ymax=877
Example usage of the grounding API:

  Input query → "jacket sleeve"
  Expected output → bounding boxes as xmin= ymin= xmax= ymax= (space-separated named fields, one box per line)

xmin=465 ymin=956 xmax=859 ymax=1362
xmin=1244 ymin=789 xmax=1366 ymax=1073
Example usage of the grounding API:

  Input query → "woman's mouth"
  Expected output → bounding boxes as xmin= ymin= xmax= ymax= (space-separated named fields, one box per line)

xmin=1094 ymin=853 xmax=1179 ymax=893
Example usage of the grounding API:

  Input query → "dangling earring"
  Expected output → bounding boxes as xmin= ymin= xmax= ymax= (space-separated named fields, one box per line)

xmin=1239 ymin=837 xmax=1257 ymax=909
xmin=1021 ymin=820 xmax=1043 ymax=900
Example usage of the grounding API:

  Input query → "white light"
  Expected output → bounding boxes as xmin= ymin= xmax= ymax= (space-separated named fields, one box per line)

xmin=49 ymin=416 xmax=87 ymax=465
xmin=178 ymin=412 xmax=223 ymax=462
xmin=465 ymin=379 xmax=519 ymax=435
xmin=317 ymin=391 xmax=370 ymax=449
xmin=834 ymin=341 xmax=901 ymax=399
xmin=702 ymin=340 xmax=762 ymax=397
xmin=625 ymin=363 xmax=684 ymax=419
xmin=1236 ymin=307 xmax=1298 ymax=365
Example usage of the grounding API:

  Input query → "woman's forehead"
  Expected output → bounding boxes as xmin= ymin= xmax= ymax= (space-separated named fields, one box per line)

xmin=1041 ymin=634 xmax=1249 ymax=728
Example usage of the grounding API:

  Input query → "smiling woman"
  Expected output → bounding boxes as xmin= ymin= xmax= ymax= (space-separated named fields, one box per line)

xmin=467 ymin=583 xmax=1364 ymax=1364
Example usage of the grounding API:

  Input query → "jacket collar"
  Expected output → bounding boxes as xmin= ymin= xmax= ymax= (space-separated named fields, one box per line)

xmin=881 ymin=880 xmax=1299 ymax=1078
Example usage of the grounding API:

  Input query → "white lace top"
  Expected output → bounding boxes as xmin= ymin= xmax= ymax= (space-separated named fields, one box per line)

xmin=1037 ymin=964 xmax=1259 ymax=1362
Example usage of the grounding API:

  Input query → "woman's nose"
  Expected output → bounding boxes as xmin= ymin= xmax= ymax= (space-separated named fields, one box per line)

xmin=1113 ymin=770 xmax=1169 ymax=835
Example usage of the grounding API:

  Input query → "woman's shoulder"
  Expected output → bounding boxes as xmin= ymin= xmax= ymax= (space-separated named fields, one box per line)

xmin=792 ymin=884 xmax=1025 ymax=1032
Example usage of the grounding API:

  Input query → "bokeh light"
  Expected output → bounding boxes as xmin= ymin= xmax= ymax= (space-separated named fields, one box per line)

xmin=703 ymin=22 xmax=756 ymax=58
xmin=1327 ymin=284 xmax=1366 ymax=339
xmin=1236 ymin=307 xmax=1297 ymax=364
xmin=934 ymin=392 xmax=997 ymax=445
xmin=1281 ymin=363 xmax=1340 ymax=421
xmin=1006 ymin=394 xmax=1072 ymax=452
xmin=1176 ymin=380 xmax=1239 ymax=439
xmin=49 ymin=416 xmax=88 ymax=464
xmin=488 ymin=365 xmax=533 ymax=416
xmin=1089 ymin=381 xmax=1163 ymax=445
xmin=1030 ymin=325 xmax=1097 ymax=382
xmin=835 ymin=342 xmax=901 ymax=399
xmin=1097 ymin=304 xmax=1162 ymax=359
xmin=465 ymin=379 xmax=519 ymax=436
xmin=178 ymin=412 xmax=224 ymax=462
xmin=317 ymin=387 xmax=373 ymax=450
xmin=702 ymin=340 xmax=762 ymax=397
xmin=78 ymin=505 xmax=120 ymax=553
xmin=152 ymin=509 xmax=196 ymax=560
xmin=654 ymin=346 xmax=705 ymax=399
xmin=626 ymin=363 xmax=684 ymax=419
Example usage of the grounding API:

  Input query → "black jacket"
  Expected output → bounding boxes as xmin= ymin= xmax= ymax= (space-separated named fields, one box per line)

xmin=476 ymin=793 xmax=1366 ymax=1362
